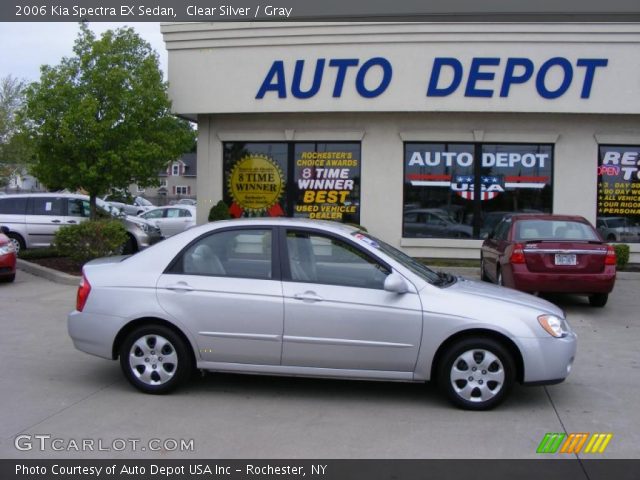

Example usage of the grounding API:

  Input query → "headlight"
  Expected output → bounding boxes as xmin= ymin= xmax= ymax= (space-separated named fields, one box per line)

xmin=0 ymin=243 xmax=16 ymax=255
xmin=136 ymin=222 xmax=150 ymax=233
xmin=538 ymin=314 xmax=569 ymax=338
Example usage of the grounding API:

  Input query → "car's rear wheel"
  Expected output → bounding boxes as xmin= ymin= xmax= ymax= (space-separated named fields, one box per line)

xmin=119 ymin=325 xmax=192 ymax=394
xmin=1 ymin=273 xmax=15 ymax=283
xmin=588 ymin=293 xmax=608 ymax=308
xmin=7 ymin=233 xmax=25 ymax=254
xmin=438 ymin=338 xmax=515 ymax=410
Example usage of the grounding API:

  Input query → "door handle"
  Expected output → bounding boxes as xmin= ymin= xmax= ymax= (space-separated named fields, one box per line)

xmin=51 ymin=219 xmax=61 ymax=223
xmin=67 ymin=220 xmax=77 ymax=224
xmin=165 ymin=282 xmax=194 ymax=292
xmin=293 ymin=291 xmax=324 ymax=302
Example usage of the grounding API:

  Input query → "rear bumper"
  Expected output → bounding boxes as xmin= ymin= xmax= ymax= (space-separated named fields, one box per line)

xmin=510 ymin=265 xmax=616 ymax=294
xmin=68 ymin=310 xmax=125 ymax=360
xmin=0 ymin=253 xmax=16 ymax=275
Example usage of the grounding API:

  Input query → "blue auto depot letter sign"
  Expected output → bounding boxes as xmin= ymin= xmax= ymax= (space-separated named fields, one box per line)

xmin=256 ymin=56 xmax=608 ymax=100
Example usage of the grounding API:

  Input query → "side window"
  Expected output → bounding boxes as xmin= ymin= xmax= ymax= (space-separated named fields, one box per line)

xmin=179 ymin=209 xmax=192 ymax=218
xmin=495 ymin=219 xmax=512 ymax=240
xmin=67 ymin=199 xmax=90 ymax=218
xmin=30 ymin=197 xmax=64 ymax=216
xmin=142 ymin=209 xmax=164 ymax=220
xmin=166 ymin=208 xmax=181 ymax=218
xmin=0 ymin=197 xmax=28 ymax=214
xmin=173 ymin=229 xmax=272 ymax=279
xmin=286 ymin=230 xmax=390 ymax=289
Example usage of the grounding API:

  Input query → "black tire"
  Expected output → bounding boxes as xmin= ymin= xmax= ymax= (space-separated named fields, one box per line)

xmin=7 ymin=233 xmax=25 ymax=254
xmin=588 ymin=293 xmax=608 ymax=308
xmin=119 ymin=325 xmax=193 ymax=394
xmin=480 ymin=256 xmax=489 ymax=282
xmin=1 ymin=273 xmax=15 ymax=283
xmin=121 ymin=234 xmax=138 ymax=255
xmin=606 ymin=234 xmax=616 ymax=242
xmin=438 ymin=337 xmax=516 ymax=410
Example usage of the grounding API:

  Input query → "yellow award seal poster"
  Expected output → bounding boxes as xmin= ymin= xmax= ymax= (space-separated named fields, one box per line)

xmin=228 ymin=154 xmax=285 ymax=213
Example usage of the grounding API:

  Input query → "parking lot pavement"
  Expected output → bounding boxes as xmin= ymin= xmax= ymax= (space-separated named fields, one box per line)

xmin=0 ymin=270 xmax=638 ymax=459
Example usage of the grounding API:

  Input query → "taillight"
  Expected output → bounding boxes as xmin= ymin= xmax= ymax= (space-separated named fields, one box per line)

xmin=76 ymin=273 xmax=91 ymax=312
xmin=605 ymin=245 xmax=617 ymax=266
xmin=509 ymin=243 xmax=526 ymax=264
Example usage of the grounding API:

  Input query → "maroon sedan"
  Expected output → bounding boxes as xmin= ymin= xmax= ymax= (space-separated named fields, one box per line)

xmin=480 ymin=214 xmax=616 ymax=307
xmin=0 ymin=227 xmax=17 ymax=283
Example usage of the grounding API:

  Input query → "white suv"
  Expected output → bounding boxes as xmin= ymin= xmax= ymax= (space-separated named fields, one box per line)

xmin=0 ymin=193 xmax=163 ymax=253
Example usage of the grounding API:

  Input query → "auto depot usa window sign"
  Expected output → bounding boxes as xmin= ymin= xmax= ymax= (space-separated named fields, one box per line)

xmin=255 ymin=56 xmax=608 ymax=100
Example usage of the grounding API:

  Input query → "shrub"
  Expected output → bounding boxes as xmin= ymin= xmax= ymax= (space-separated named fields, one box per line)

xmin=54 ymin=220 xmax=128 ymax=265
xmin=614 ymin=244 xmax=630 ymax=269
xmin=208 ymin=200 xmax=231 ymax=222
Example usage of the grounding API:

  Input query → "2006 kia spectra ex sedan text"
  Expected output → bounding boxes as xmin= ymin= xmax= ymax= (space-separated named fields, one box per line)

xmin=68 ymin=219 xmax=576 ymax=410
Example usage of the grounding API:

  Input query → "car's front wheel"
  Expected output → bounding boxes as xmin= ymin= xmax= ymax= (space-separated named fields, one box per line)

xmin=119 ymin=325 xmax=193 ymax=394
xmin=438 ymin=338 xmax=515 ymax=410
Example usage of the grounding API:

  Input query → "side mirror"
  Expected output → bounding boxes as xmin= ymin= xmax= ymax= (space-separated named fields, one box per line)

xmin=384 ymin=273 xmax=409 ymax=294
xmin=486 ymin=231 xmax=494 ymax=240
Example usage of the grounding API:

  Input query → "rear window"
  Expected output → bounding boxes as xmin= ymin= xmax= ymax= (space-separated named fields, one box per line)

xmin=515 ymin=219 xmax=599 ymax=241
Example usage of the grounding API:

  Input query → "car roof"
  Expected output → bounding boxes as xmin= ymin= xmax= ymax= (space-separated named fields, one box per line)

xmin=200 ymin=217 xmax=362 ymax=234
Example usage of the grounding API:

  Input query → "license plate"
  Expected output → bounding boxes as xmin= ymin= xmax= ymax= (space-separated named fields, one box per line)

xmin=555 ymin=253 xmax=577 ymax=266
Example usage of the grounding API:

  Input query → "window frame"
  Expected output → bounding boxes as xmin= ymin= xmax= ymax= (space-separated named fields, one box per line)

xmin=278 ymin=226 xmax=392 ymax=290
xmin=403 ymin=141 xmax=555 ymax=239
xmin=164 ymin=226 xmax=280 ymax=281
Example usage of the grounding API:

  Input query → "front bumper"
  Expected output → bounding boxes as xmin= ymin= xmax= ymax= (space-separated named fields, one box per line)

xmin=518 ymin=332 xmax=578 ymax=384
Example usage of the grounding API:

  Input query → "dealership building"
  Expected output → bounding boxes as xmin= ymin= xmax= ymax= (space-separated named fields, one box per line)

xmin=161 ymin=22 xmax=640 ymax=261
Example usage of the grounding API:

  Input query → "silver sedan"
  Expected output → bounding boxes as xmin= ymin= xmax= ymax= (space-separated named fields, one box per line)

xmin=68 ymin=218 xmax=576 ymax=410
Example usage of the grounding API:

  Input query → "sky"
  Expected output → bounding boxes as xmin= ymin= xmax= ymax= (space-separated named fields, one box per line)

xmin=0 ymin=22 xmax=167 ymax=82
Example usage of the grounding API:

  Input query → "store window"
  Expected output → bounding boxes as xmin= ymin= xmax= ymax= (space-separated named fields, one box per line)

xmin=223 ymin=142 xmax=360 ymax=223
xmin=404 ymin=143 xmax=553 ymax=239
xmin=596 ymin=145 xmax=640 ymax=243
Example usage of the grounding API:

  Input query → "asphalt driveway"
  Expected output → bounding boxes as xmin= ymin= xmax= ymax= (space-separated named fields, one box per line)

xmin=0 ymin=270 xmax=638 ymax=459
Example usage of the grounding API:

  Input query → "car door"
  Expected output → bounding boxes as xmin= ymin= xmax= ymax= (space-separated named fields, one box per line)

xmin=65 ymin=198 xmax=91 ymax=227
xmin=156 ymin=227 xmax=284 ymax=365
xmin=25 ymin=196 xmax=66 ymax=247
xmin=161 ymin=208 xmax=192 ymax=237
xmin=280 ymin=228 xmax=423 ymax=373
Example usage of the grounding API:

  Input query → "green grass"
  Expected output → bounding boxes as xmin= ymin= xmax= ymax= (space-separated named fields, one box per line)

xmin=417 ymin=258 xmax=480 ymax=268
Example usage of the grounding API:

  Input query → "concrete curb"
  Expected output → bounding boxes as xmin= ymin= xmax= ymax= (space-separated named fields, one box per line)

xmin=17 ymin=258 xmax=81 ymax=286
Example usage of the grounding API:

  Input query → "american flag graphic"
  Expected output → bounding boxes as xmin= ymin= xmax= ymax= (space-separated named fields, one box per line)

xmin=407 ymin=173 xmax=548 ymax=201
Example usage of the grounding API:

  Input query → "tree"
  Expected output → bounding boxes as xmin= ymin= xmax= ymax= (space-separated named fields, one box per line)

xmin=0 ymin=75 xmax=31 ymax=185
xmin=19 ymin=23 xmax=195 ymax=217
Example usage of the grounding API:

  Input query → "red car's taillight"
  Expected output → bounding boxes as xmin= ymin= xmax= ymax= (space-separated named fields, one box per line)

xmin=509 ymin=243 xmax=526 ymax=264
xmin=76 ymin=273 xmax=91 ymax=312
xmin=605 ymin=245 xmax=617 ymax=266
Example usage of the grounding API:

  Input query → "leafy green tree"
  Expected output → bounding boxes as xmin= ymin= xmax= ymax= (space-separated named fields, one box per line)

xmin=19 ymin=23 xmax=195 ymax=217
xmin=0 ymin=75 xmax=32 ymax=185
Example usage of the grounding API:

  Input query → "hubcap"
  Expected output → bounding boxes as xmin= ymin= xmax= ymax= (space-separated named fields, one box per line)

xmin=9 ymin=237 xmax=20 ymax=254
xmin=450 ymin=349 xmax=505 ymax=403
xmin=128 ymin=335 xmax=178 ymax=386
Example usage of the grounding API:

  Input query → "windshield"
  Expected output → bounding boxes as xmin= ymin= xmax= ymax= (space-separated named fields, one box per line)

xmin=351 ymin=231 xmax=443 ymax=285
xmin=137 ymin=197 xmax=153 ymax=206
